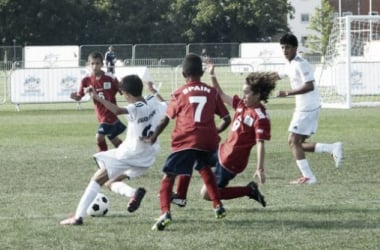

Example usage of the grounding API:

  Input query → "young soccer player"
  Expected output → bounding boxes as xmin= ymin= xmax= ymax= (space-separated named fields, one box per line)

xmin=60 ymin=75 xmax=166 ymax=225
xmin=276 ymin=33 xmax=343 ymax=184
xmin=70 ymin=52 xmax=126 ymax=152
xmin=145 ymin=53 xmax=231 ymax=231
xmin=174 ymin=63 xmax=274 ymax=208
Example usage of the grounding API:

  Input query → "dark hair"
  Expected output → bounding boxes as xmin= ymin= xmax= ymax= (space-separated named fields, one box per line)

xmin=88 ymin=52 xmax=104 ymax=62
xmin=119 ymin=74 xmax=143 ymax=97
xmin=245 ymin=72 xmax=277 ymax=103
xmin=182 ymin=53 xmax=203 ymax=77
xmin=280 ymin=33 xmax=298 ymax=47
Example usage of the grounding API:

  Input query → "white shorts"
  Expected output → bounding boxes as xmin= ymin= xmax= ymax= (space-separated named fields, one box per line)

xmin=94 ymin=149 xmax=152 ymax=179
xmin=288 ymin=108 xmax=320 ymax=136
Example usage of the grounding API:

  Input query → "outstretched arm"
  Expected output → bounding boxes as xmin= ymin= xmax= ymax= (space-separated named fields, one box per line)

xmin=254 ymin=140 xmax=266 ymax=184
xmin=206 ymin=62 xmax=233 ymax=107
xmin=86 ymin=86 xmax=127 ymax=115
xmin=145 ymin=81 xmax=165 ymax=102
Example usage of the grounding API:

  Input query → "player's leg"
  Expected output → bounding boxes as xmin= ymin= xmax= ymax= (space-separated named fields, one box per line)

xmin=198 ymin=166 xmax=226 ymax=218
xmin=96 ymin=132 xmax=108 ymax=152
xmin=152 ymin=174 xmax=175 ymax=231
xmin=289 ymin=133 xmax=316 ymax=184
xmin=288 ymin=110 xmax=318 ymax=184
xmin=171 ymin=175 xmax=191 ymax=207
xmin=107 ymin=120 xmax=126 ymax=148
xmin=60 ymin=168 xmax=109 ymax=225
xmin=313 ymin=142 xmax=344 ymax=168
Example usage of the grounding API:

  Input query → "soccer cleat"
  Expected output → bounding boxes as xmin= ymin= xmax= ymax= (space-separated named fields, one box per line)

xmin=289 ymin=176 xmax=317 ymax=185
xmin=171 ymin=193 xmax=187 ymax=208
xmin=152 ymin=212 xmax=172 ymax=231
xmin=332 ymin=142 xmax=343 ymax=168
xmin=127 ymin=187 xmax=146 ymax=213
xmin=214 ymin=205 xmax=227 ymax=219
xmin=59 ymin=216 xmax=83 ymax=226
xmin=247 ymin=181 xmax=266 ymax=207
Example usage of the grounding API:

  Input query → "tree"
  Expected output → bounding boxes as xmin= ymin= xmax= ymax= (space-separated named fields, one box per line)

xmin=306 ymin=0 xmax=335 ymax=56
xmin=164 ymin=0 xmax=294 ymax=42
xmin=0 ymin=0 xmax=295 ymax=45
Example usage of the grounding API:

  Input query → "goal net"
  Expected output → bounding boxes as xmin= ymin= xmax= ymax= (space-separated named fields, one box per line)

xmin=316 ymin=15 xmax=380 ymax=108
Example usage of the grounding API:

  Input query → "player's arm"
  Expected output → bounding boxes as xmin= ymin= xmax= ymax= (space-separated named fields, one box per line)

xmin=143 ymin=116 xmax=170 ymax=144
xmin=277 ymin=80 xmax=314 ymax=97
xmin=70 ymin=92 xmax=82 ymax=101
xmin=206 ymin=61 xmax=233 ymax=107
xmin=145 ymin=81 xmax=165 ymax=102
xmin=217 ymin=115 xmax=231 ymax=134
xmin=254 ymin=140 xmax=266 ymax=184
xmin=86 ymin=86 xmax=127 ymax=115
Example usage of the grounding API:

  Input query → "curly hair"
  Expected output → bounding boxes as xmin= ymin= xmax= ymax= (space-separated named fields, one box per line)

xmin=245 ymin=72 xmax=277 ymax=103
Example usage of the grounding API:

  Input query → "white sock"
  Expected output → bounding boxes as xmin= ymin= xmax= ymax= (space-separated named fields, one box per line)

xmin=296 ymin=159 xmax=315 ymax=179
xmin=75 ymin=180 xmax=101 ymax=219
xmin=110 ymin=181 xmax=136 ymax=197
xmin=315 ymin=143 xmax=333 ymax=153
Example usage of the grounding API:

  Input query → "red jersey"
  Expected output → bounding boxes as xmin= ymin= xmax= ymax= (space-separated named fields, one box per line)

xmin=78 ymin=72 xmax=120 ymax=124
xmin=167 ymin=80 xmax=229 ymax=152
xmin=218 ymin=95 xmax=271 ymax=174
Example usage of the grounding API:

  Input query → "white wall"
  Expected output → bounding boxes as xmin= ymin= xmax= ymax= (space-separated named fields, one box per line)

xmin=288 ymin=0 xmax=321 ymax=52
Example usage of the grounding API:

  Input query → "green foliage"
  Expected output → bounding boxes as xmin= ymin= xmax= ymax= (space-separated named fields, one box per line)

xmin=0 ymin=85 xmax=380 ymax=249
xmin=306 ymin=0 xmax=335 ymax=55
xmin=0 ymin=0 xmax=293 ymax=45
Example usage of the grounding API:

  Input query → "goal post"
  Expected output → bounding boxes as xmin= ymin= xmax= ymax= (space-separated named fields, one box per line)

xmin=316 ymin=15 xmax=380 ymax=109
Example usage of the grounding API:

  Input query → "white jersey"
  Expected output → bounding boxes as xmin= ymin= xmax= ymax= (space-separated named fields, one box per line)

xmin=115 ymin=95 xmax=167 ymax=165
xmin=94 ymin=95 xmax=167 ymax=177
xmin=284 ymin=55 xmax=321 ymax=111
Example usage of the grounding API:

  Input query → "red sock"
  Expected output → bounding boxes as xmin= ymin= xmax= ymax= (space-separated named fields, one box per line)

xmin=176 ymin=175 xmax=191 ymax=199
xmin=97 ymin=140 xmax=108 ymax=151
xmin=159 ymin=175 xmax=175 ymax=214
xmin=219 ymin=186 xmax=250 ymax=200
xmin=198 ymin=167 xmax=222 ymax=208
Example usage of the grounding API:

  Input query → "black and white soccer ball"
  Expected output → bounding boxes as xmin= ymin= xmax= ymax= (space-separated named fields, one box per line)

xmin=86 ymin=193 xmax=110 ymax=217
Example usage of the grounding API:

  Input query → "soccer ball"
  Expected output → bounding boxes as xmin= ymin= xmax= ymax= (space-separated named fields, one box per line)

xmin=86 ymin=193 xmax=110 ymax=217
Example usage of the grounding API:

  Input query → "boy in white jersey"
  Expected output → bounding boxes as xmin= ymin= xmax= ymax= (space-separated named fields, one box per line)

xmin=275 ymin=33 xmax=343 ymax=185
xmin=60 ymin=75 xmax=166 ymax=225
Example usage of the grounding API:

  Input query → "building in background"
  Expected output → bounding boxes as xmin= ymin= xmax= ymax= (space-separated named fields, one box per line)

xmin=287 ymin=0 xmax=380 ymax=53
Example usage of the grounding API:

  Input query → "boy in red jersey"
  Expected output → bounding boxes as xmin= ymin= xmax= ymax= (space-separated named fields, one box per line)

xmin=146 ymin=53 xmax=231 ymax=231
xmin=199 ymin=65 xmax=276 ymax=205
xmin=70 ymin=52 xmax=126 ymax=152
xmin=173 ymin=63 xmax=276 ymax=208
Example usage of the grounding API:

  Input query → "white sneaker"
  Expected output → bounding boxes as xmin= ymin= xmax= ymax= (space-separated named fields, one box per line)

xmin=290 ymin=176 xmax=317 ymax=185
xmin=332 ymin=142 xmax=343 ymax=168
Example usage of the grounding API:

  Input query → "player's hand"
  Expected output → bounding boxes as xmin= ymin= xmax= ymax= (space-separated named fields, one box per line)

xmin=254 ymin=169 xmax=266 ymax=184
xmin=70 ymin=92 xmax=80 ymax=101
xmin=145 ymin=81 xmax=158 ymax=94
xmin=205 ymin=59 xmax=215 ymax=75
xmin=85 ymin=86 xmax=99 ymax=99
xmin=276 ymin=90 xmax=287 ymax=98
xmin=140 ymin=135 xmax=157 ymax=144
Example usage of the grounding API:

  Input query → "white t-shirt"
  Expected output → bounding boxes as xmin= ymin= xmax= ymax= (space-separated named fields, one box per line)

xmin=283 ymin=55 xmax=321 ymax=111
xmin=114 ymin=94 xmax=167 ymax=167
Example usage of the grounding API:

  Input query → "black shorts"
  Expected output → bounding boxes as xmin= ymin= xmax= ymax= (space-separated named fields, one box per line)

xmin=162 ymin=149 xmax=216 ymax=175
xmin=213 ymin=161 xmax=236 ymax=188
xmin=98 ymin=120 xmax=126 ymax=140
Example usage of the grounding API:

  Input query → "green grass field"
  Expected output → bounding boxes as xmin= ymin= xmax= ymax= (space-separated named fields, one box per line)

xmin=0 ymin=79 xmax=380 ymax=249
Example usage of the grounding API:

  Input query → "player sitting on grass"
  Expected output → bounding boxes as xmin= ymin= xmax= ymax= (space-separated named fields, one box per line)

xmin=60 ymin=75 xmax=166 ymax=225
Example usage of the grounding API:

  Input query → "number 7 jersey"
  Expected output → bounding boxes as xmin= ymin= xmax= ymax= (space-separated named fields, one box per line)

xmin=167 ymin=80 xmax=230 ymax=152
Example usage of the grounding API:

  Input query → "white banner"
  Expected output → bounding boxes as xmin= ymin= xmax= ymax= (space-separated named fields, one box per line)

xmin=10 ymin=66 xmax=153 ymax=104
xmin=24 ymin=46 xmax=80 ymax=68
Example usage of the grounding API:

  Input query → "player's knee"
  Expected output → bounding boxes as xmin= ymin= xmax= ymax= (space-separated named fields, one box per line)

xmin=200 ymin=185 xmax=211 ymax=201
